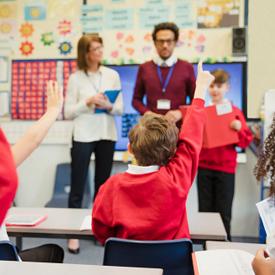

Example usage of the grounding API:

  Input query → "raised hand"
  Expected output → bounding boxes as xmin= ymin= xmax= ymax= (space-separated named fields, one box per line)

xmin=194 ymin=61 xmax=215 ymax=100
xmin=46 ymin=80 xmax=63 ymax=114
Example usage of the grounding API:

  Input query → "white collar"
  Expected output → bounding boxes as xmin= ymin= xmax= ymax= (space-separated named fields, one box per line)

xmin=87 ymin=66 xmax=103 ymax=76
xmin=126 ymin=164 xmax=160 ymax=175
xmin=153 ymin=54 xmax=177 ymax=67
xmin=209 ymin=98 xmax=230 ymax=106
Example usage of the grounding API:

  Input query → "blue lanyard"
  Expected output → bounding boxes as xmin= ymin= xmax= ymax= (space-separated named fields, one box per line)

xmin=157 ymin=64 xmax=175 ymax=94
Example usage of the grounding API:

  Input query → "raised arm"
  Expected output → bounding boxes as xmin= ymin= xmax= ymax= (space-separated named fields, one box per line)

xmin=166 ymin=61 xmax=214 ymax=190
xmin=11 ymin=81 xmax=63 ymax=166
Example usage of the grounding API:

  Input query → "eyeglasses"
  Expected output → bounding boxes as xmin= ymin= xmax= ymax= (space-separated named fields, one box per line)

xmin=89 ymin=45 xmax=103 ymax=52
xmin=155 ymin=39 xmax=175 ymax=46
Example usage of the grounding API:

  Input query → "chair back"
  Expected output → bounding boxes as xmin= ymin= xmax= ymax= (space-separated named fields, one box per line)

xmin=103 ymin=238 xmax=194 ymax=275
xmin=0 ymin=241 xmax=20 ymax=261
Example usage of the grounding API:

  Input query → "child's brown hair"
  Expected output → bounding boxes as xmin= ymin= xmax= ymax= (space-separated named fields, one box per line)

xmin=254 ymin=114 xmax=275 ymax=194
xmin=211 ymin=69 xmax=230 ymax=84
xmin=128 ymin=113 xmax=179 ymax=166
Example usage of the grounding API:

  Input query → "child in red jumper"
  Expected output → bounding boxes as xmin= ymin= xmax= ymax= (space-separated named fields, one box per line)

xmin=197 ymin=69 xmax=253 ymax=241
xmin=92 ymin=62 xmax=214 ymax=245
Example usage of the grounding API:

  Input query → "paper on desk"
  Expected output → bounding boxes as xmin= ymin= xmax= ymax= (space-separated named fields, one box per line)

xmin=80 ymin=215 xmax=92 ymax=231
xmin=256 ymin=197 xmax=275 ymax=236
xmin=193 ymin=249 xmax=254 ymax=275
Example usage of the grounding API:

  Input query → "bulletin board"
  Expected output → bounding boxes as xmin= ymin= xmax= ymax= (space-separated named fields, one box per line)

xmin=0 ymin=0 xmax=245 ymax=120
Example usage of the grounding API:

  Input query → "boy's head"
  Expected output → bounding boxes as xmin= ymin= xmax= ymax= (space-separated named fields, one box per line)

xmin=208 ymin=69 xmax=230 ymax=104
xmin=128 ymin=113 xmax=179 ymax=166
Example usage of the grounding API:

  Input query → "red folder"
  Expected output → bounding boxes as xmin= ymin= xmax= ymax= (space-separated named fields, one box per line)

xmin=180 ymin=104 xmax=239 ymax=149
xmin=203 ymin=105 xmax=239 ymax=149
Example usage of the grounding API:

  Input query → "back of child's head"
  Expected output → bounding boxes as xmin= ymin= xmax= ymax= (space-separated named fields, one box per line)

xmin=128 ymin=113 xmax=179 ymax=166
xmin=211 ymin=69 xmax=230 ymax=84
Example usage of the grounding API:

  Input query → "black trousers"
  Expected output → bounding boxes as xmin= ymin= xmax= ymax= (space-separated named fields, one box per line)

xmin=197 ymin=168 xmax=235 ymax=241
xmin=19 ymin=244 xmax=64 ymax=262
xmin=68 ymin=140 xmax=115 ymax=208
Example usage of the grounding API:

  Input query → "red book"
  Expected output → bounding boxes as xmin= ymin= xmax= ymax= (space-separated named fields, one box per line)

xmin=203 ymin=104 xmax=239 ymax=149
xmin=181 ymin=102 xmax=239 ymax=149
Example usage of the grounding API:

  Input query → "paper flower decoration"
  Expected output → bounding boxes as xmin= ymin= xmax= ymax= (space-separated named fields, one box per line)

xmin=20 ymin=41 xmax=34 ymax=56
xmin=58 ymin=20 xmax=72 ymax=36
xmin=20 ymin=22 xmax=34 ymax=38
xmin=58 ymin=41 xmax=72 ymax=55
xmin=41 ymin=32 xmax=54 ymax=46
xmin=0 ymin=22 xmax=12 ymax=34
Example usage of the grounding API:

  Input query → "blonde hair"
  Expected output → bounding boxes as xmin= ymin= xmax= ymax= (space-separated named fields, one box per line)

xmin=129 ymin=113 xmax=179 ymax=166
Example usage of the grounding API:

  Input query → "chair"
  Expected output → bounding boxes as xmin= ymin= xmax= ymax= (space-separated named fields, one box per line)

xmin=103 ymin=238 xmax=194 ymax=275
xmin=46 ymin=163 xmax=92 ymax=208
xmin=0 ymin=241 xmax=20 ymax=261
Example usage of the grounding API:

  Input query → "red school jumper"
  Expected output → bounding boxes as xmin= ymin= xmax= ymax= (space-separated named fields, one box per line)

xmin=0 ymin=129 xmax=18 ymax=226
xmin=199 ymin=106 xmax=253 ymax=173
xmin=92 ymin=99 xmax=205 ymax=244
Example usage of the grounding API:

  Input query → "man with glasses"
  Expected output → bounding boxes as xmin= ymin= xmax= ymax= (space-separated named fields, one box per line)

xmin=132 ymin=22 xmax=195 ymax=123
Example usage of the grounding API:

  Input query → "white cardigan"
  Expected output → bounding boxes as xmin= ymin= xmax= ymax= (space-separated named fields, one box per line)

xmin=64 ymin=66 xmax=123 ymax=143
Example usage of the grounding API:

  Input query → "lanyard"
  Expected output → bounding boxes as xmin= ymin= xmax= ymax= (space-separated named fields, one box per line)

xmin=157 ymin=64 xmax=175 ymax=94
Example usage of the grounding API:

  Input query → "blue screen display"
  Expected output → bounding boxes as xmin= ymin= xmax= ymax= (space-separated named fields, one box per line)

xmin=109 ymin=63 xmax=245 ymax=151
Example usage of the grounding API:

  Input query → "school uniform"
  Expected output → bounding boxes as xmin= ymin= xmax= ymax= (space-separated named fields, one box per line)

xmin=92 ymin=98 xmax=205 ymax=245
xmin=197 ymin=104 xmax=253 ymax=240
xmin=0 ymin=129 xmax=64 ymax=262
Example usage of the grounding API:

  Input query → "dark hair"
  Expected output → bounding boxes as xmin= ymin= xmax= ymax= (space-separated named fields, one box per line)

xmin=254 ymin=114 xmax=275 ymax=194
xmin=152 ymin=22 xmax=179 ymax=42
xmin=77 ymin=34 xmax=103 ymax=74
xmin=128 ymin=113 xmax=179 ymax=166
xmin=210 ymin=69 xmax=230 ymax=84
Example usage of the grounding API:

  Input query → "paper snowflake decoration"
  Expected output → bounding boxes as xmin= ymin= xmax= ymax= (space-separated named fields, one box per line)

xmin=20 ymin=41 xmax=34 ymax=56
xmin=41 ymin=32 xmax=54 ymax=46
xmin=58 ymin=41 xmax=72 ymax=55
xmin=19 ymin=22 xmax=34 ymax=38
xmin=58 ymin=20 xmax=72 ymax=36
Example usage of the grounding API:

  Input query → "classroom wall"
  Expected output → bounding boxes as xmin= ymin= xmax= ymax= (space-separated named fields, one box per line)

xmin=247 ymin=0 xmax=275 ymax=118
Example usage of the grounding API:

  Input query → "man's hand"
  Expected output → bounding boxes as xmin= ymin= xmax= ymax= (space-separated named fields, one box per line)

xmin=165 ymin=110 xmax=182 ymax=123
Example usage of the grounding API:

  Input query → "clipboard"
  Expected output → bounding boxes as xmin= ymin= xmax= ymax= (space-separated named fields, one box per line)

xmin=95 ymin=90 xmax=120 ymax=114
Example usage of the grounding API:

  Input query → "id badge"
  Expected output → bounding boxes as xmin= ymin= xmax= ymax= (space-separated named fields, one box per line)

xmin=216 ymin=102 xmax=233 ymax=115
xmin=157 ymin=99 xmax=171 ymax=110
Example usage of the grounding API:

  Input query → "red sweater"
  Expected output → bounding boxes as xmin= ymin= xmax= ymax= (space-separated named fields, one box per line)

xmin=92 ymin=99 xmax=205 ymax=244
xmin=132 ymin=60 xmax=196 ymax=115
xmin=199 ymin=106 xmax=253 ymax=174
xmin=0 ymin=129 xmax=18 ymax=226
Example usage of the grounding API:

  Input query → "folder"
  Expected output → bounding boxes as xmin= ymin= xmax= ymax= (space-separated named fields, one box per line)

xmin=203 ymin=104 xmax=239 ymax=149
xmin=180 ymin=103 xmax=239 ymax=149
xmin=5 ymin=214 xmax=47 ymax=227
xmin=95 ymin=89 xmax=120 ymax=114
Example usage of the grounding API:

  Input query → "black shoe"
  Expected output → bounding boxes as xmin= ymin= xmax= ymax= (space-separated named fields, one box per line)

xmin=68 ymin=247 xmax=80 ymax=254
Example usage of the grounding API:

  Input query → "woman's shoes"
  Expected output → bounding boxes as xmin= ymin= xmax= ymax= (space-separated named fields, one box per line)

xmin=68 ymin=239 xmax=80 ymax=254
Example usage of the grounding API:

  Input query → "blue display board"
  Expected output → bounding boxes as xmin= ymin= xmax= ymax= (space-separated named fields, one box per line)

xmin=110 ymin=62 xmax=246 ymax=151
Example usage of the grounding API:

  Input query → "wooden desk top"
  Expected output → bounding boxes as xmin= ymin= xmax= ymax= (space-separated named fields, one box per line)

xmin=206 ymin=241 xmax=265 ymax=255
xmin=0 ymin=261 xmax=163 ymax=275
xmin=7 ymin=208 xmax=227 ymax=241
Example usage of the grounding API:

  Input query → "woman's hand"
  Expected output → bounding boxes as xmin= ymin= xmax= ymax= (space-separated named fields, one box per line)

xmin=46 ymin=81 xmax=63 ymax=114
xmin=252 ymin=248 xmax=275 ymax=275
xmin=93 ymin=94 xmax=113 ymax=111
xmin=86 ymin=93 xmax=105 ymax=108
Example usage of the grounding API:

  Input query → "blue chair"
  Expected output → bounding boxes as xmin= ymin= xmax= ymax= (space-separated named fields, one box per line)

xmin=103 ymin=238 xmax=194 ymax=275
xmin=0 ymin=241 xmax=20 ymax=261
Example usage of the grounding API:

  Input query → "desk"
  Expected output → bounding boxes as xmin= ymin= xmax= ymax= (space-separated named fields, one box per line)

xmin=188 ymin=212 xmax=227 ymax=245
xmin=0 ymin=261 xmax=163 ymax=275
xmin=7 ymin=208 xmax=227 ymax=249
xmin=206 ymin=241 xmax=265 ymax=255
